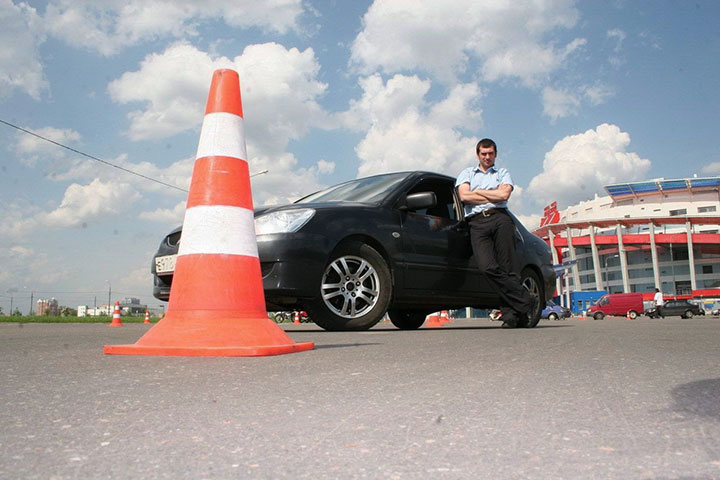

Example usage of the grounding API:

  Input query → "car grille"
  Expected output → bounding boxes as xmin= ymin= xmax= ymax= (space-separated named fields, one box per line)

xmin=166 ymin=231 xmax=181 ymax=247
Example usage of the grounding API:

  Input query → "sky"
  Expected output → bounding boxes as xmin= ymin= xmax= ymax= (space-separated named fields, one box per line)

xmin=1 ymin=0 xmax=720 ymax=314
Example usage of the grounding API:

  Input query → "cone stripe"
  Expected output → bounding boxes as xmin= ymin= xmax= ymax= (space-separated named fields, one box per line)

xmin=177 ymin=205 xmax=258 ymax=257
xmin=186 ymin=156 xmax=253 ymax=209
xmin=196 ymin=113 xmax=247 ymax=161
xmin=169 ymin=255 xmax=266 ymax=312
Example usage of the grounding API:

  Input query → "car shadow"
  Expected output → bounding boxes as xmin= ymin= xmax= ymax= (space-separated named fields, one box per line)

xmin=670 ymin=378 xmax=720 ymax=421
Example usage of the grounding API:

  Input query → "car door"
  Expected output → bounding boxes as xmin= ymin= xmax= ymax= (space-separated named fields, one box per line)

xmin=397 ymin=176 xmax=489 ymax=297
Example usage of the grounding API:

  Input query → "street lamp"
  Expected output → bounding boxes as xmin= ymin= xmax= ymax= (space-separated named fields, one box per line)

xmin=106 ymin=280 xmax=111 ymax=314
xmin=603 ymin=254 xmax=620 ymax=293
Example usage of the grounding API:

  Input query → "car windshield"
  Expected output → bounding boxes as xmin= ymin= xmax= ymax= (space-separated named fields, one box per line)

xmin=295 ymin=172 xmax=409 ymax=204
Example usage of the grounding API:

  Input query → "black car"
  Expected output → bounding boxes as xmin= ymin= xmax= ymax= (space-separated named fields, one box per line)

xmin=152 ymin=171 xmax=555 ymax=331
xmin=658 ymin=299 xmax=703 ymax=318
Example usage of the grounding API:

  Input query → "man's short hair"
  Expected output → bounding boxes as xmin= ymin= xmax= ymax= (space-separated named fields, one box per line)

xmin=476 ymin=138 xmax=497 ymax=154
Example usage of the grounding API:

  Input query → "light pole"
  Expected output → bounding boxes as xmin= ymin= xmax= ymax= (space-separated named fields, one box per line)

xmin=603 ymin=254 xmax=619 ymax=293
xmin=106 ymin=280 xmax=111 ymax=314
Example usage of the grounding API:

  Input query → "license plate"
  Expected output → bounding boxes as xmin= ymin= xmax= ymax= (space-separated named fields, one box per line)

xmin=155 ymin=254 xmax=177 ymax=274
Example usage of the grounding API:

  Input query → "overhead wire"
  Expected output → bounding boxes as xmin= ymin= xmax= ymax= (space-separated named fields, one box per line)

xmin=0 ymin=118 xmax=189 ymax=193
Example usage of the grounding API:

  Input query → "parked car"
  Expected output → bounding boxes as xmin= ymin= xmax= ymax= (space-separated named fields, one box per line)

xmin=659 ymin=299 xmax=703 ymax=318
xmin=587 ymin=292 xmax=644 ymax=320
xmin=152 ymin=171 xmax=555 ymax=331
xmin=541 ymin=299 xmax=572 ymax=321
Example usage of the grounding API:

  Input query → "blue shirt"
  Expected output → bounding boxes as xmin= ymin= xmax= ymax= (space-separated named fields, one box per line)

xmin=455 ymin=165 xmax=514 ymax=218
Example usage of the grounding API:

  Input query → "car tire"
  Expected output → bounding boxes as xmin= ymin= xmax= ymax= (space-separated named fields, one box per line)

xmin=594 ymin=312 xmax=605 ymax=320
xmin=308 ymin=241 xmax=392 ymax=331
xmin=548 ymin=312 xmax=559 ymax=321
xmin=629 ymin=310 xmax=638 ymax=320
xmin=516 ymin=267 xmax=542 ymax=328
xmin=387 ymin=310 xmax=427 ymax=330
xmin=685 ymin=310 xmax=693 ymax=319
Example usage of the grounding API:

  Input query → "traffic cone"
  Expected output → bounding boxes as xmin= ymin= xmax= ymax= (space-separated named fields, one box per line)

xmin=424 ymin=312 xmax=444 ymax=328
xmin=439 ymin=310 xmax=450 ymax=324
xmin=293 ymin=311 xmax=300 ymax=324
xmin=144 ymin=310 xmax=151 ymax=324
xmin=104 ymin=69 xmax=313 ymax=357
xmin=109 ymin=301 xmax=123 ymax=327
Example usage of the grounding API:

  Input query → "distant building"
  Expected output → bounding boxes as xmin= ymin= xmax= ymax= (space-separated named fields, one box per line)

xmin=532 ymin=176 xmax=720 ymax=310
xmin=37 ymin=298 xmax=59 ymax=316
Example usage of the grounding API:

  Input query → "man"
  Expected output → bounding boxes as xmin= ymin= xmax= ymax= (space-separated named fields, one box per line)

xmin=653 ymin=288 xmax=664 ymax=318
xmin=456 ymin=138 xmax=537 ymax=328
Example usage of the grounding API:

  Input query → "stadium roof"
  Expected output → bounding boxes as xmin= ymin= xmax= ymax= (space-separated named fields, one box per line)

xmin=604 ymin=176 xmax=720 ymax=199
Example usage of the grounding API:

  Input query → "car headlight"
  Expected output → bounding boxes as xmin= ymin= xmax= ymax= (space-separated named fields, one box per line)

xmin=254 ymin=208 xmax=315 ymax=235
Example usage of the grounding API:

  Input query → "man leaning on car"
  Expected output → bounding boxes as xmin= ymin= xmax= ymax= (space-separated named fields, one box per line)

xmin=456 ymin=138 xmax=537 ymax=328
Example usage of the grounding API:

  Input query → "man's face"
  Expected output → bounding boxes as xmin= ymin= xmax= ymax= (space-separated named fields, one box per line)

xmin=477 ymin=146 xmax=497 ymax=171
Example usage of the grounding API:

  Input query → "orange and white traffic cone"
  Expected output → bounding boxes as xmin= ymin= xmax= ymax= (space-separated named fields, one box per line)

xmin=104 ymin=69 xmax=313 ymax=357
xmin=425 ymin=312 xmax=444 ymax=328
xmin=439 ymin=310 xmax=450 ymax=324
xmin=144 ymin=310 xmax=151 ymax=324
xmin=109 ymin=301 xmax=123 ymax=327
xmin=293 ymin=311 xmax=300 ymax=324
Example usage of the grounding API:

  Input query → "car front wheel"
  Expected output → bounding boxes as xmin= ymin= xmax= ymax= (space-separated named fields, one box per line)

xmin=684 ymin=310 xmax=694 ymax=319
xmin=387 ymin=310 xmax=427 ymax=330
xmin=308 ymin=241 xmax=392 ymax=331
xmin=548 ymin=312 xmax=559 ymax=321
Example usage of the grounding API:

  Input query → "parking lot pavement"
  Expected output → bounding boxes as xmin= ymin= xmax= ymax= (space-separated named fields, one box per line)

xmin=2 ymin=316 xmax=720 ymax=479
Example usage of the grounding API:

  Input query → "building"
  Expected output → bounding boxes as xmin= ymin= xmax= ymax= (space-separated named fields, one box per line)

xmin=36 ymin=298 xmax=59 ymax=316
xmin=532 ymin=176 xmax=720 ymax=311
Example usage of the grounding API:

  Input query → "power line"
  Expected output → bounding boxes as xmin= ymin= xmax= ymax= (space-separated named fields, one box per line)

xmin=0 ymin=118 xmax=189 ymax=193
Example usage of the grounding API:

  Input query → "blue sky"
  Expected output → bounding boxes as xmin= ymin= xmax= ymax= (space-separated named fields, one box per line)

xmin=1 ymin=0 xmax=719 ymax=314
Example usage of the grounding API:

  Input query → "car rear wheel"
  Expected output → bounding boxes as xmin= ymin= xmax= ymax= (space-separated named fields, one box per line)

xmin=684 ymin=310 xmax=694 ymax=319
xmin=516 ymin=267 xmax=542 ymax=328
xmin=548 ymin=312 xmax=559 ymax=321
xmin=628 ymin=310 xmax=638 ymax=320
xmin=308 ymin=241 xmax=392 ymax=331
xmin=387 ymin=310 xmax=427 ymax=330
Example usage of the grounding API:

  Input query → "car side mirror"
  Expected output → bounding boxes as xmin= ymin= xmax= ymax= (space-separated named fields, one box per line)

xmin=399 ymin=192 xmax=437 ymax=211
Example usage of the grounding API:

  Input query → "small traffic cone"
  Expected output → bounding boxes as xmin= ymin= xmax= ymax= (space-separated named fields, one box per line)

xmin=144 ymin=310 xmax=151 ymax=324
xmin=293 ymin=311 xmax=300 ymax=324
xmin=109 ymin=301 xmax=123 ymax=327
xmin=424 ymin=312 xmax=444 ymax=328
xmin=104 ymin=69 xmax=313 ymax=357
xmin=439 ymin=310 xmax=451 ymax=324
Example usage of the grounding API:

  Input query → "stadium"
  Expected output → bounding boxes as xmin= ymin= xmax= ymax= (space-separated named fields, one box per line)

xmin=531 ymin=176 xmax=720 ymax=313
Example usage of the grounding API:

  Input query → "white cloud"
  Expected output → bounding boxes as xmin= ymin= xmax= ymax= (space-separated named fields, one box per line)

xmin=44 ymin=178 xmax=141 ymax=228
xmin=701 ymin=162 xmax=720 ymax=175
xmin=341 ymin=74 xmax=482 ymax=178
xmin=3 ymin=178 xmax=141 ymax=238
xmin=542 ymin=84 xmax=614 ymax=121
xmin=526 ymin=124 xmax=651 ymax=209
xmin=14 ymin=126 xmax=81 ymax=166
xmin=138 ymin=200 xmax=186 ymax=223
xmin=43 ymin=0 xmax=305 ymax=56
xmin=350 ymin=0 xmax=583 ymax=86
xmin=0 ymin=1 xmax=47 ymax=99
xmin=542 ymin=87 xmax=581 ymax=122
xmin=108 ymin=42 xmax=329 ymax=155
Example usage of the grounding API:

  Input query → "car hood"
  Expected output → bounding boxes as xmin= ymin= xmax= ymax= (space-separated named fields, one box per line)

xmin=254 ymin=201 xmax=377 ymax=216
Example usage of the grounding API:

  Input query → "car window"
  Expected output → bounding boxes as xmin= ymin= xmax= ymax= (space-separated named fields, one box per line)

xmin=406 ymin=179 xmax=458 ymax=221
xmin=295 ymin=172 xmax=409 ymax=204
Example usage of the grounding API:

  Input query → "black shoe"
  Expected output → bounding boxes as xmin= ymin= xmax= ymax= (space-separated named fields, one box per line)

xmin=500 ymin=312 xmax=518 ymax=328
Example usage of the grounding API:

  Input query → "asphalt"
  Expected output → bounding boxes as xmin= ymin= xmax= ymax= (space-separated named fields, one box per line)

xmin=2 ymin=315 xmax=720 ymax=479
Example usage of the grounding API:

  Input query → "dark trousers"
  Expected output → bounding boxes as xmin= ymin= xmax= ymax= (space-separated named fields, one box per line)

xmin=468 ymin=211 xmax=533 ymax=316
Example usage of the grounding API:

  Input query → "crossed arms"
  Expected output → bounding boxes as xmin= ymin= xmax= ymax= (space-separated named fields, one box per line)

xmin=457 ymin=183 xmax=513 ymax=205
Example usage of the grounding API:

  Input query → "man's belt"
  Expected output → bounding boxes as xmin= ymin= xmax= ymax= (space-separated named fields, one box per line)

xmin=468 ymin=208 xmax=507 ymax=220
